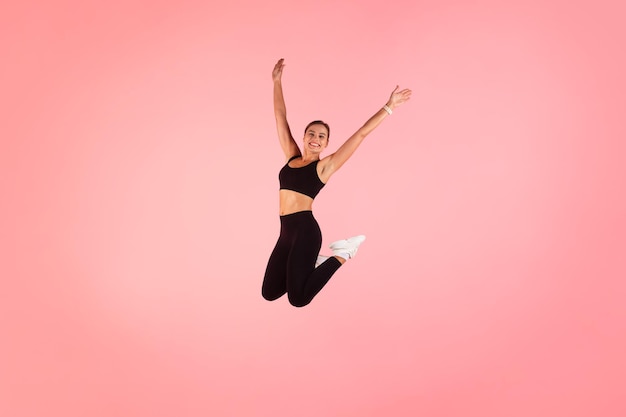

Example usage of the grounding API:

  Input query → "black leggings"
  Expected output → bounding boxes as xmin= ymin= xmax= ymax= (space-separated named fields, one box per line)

xmin=262 ymin=211 xmax=342 ymax=307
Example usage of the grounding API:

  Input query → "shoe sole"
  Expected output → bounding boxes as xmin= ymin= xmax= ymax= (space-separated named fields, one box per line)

xmin=329 ymin=235 xmax=366 ymax=250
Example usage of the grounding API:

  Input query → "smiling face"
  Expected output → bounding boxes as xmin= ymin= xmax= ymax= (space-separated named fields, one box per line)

xmin=303 ymin=123 xmax=329 ymax=154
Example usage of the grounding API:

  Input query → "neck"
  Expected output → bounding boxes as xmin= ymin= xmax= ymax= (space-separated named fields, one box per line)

xmin=301 ymin=150 xmax=321 ymax=162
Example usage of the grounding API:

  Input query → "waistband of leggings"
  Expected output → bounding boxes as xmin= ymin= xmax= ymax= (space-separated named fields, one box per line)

xmin=280 ymin=210 xmax=313 ymax=219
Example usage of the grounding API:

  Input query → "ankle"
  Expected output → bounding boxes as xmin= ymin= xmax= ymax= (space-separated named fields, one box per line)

xmin=333 ymin=255 xmax=347 ymax=265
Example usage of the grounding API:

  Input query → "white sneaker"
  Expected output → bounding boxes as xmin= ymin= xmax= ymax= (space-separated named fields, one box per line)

xmin=329 ymin=235 xmax=366 ymax=259
xmin=315 ymin=255 xmax=330 ymax=268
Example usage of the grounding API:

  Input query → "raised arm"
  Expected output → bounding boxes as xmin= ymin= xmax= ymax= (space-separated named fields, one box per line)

xmin=323 ymin=86 xmax=412 ymax=177
xmin=273 ymin=59 xmax=301 ymax=161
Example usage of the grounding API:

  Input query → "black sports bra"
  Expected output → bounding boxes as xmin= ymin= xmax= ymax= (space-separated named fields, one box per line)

xmin=279 ymin=155 xmax=326 ymax=199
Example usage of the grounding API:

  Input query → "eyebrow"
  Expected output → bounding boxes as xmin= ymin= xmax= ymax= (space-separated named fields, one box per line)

xmin=308 ymin=130 xmax=326 ymax=136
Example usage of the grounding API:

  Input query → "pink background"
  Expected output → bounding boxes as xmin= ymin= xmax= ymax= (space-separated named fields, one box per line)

xmin=2 ymin=0 xmax=625 ymax=416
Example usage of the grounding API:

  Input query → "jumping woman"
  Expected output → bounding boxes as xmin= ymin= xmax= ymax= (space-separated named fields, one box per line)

xmin=262 ymin=58 xmax=411 ymax=307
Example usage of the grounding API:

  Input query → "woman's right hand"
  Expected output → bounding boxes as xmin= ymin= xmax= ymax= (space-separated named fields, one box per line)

xmin=272 ymin=58 xmax=285 ymax=82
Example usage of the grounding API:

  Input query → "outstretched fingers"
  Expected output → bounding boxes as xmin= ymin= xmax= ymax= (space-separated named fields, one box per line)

xmin=272 ymin=58 xmax=285 ymax=80
xmin=390 ymin=86 xmax=412 ymax=106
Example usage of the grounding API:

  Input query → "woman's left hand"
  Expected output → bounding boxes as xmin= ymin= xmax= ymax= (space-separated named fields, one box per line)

xmin=387 ymin=85 xmax=412 ymax=110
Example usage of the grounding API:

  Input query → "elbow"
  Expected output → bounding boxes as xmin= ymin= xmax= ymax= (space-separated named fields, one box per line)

xmin=356 ymin=129 xmax=369 ymax=140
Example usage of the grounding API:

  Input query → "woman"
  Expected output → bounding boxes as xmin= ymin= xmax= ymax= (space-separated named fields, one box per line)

xmin=262 ymin=58 xmax=411 ymax=307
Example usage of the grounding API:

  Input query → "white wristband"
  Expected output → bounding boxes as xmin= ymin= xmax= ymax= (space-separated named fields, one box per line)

xmin=383 ymin=105 xmax=393 ymax=115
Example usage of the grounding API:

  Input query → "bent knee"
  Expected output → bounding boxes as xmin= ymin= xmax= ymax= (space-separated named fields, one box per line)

xmin=262 ymin=288 xmax=285 ymax=302
xmin=287 ymin=293 xmax=311 ymax=308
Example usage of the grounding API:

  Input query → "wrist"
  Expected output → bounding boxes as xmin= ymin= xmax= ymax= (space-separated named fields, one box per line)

xmin=383 ymin=104 xmax=393 ymax=115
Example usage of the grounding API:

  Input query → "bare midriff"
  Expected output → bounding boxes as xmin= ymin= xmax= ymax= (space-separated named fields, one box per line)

xmin=279 ymin=189 xmax=314 ymax=216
